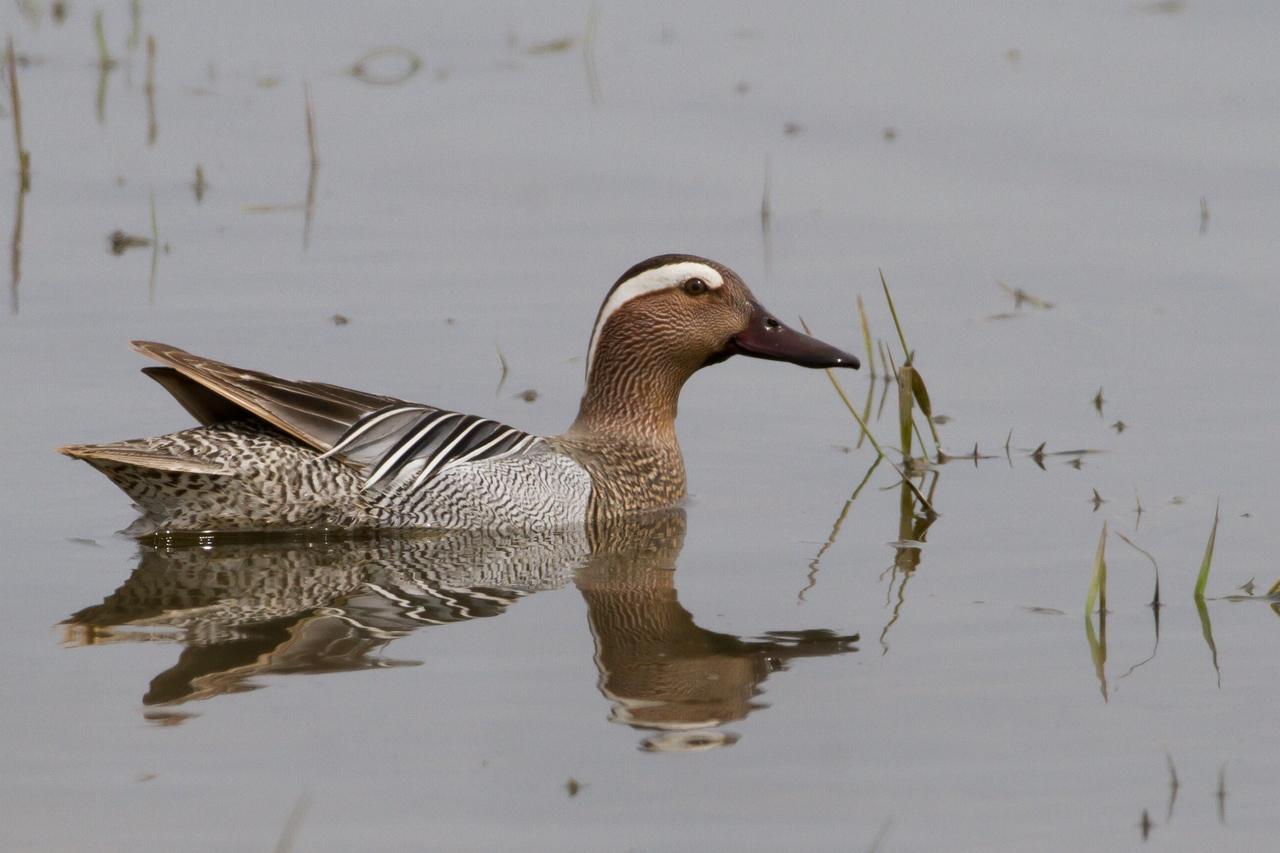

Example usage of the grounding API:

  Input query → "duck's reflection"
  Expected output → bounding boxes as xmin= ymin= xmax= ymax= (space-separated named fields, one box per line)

xmin=580 ymin=513 xmax=858 ymax=750
xmin=64 ymin=511 xmax=857 ymax=747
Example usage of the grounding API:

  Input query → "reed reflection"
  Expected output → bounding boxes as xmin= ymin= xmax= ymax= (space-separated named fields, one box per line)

xmin=63 ymin=511 xmax=857 ymax=747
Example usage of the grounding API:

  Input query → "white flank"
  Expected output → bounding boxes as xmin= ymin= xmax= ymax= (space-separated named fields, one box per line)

xmin=585 ymin=261 xmax=724 ymax=379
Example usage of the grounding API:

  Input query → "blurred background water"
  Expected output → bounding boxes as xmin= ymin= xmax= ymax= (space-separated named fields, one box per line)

xmin=2 ymin=2 xmax=1279 ymax=850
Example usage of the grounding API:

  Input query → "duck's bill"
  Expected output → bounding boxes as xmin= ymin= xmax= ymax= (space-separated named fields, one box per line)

xmin=727 ymin=303 xmax=861 ymax=369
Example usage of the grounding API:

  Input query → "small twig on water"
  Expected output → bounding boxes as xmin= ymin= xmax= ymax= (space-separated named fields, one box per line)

xmin=6 ymin=37 xmax=30 ymax=190
xmin=144 ymin=35 xmax=157 ymax=145
xmin=303 ymin=82 xmax=319 ymax=249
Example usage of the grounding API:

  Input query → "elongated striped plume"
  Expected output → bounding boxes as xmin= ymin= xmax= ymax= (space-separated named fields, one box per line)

xmin=324 ymin=404 xmax=543 ymax=492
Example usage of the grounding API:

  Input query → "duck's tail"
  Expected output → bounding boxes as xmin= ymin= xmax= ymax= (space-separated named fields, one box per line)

xmin=59 ymin=424 xmax=372 ymax=535
xmin=57 ymin=441 xmax=229 ymax=475
xmin=58 ymin=438 xmax=236 ymax=535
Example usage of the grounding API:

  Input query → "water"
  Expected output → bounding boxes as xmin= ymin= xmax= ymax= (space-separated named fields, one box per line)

xmin=3 ymin=2 xmax=1279 ymax=850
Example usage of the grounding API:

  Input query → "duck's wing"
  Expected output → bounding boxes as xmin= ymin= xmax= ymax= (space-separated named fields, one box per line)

xmin=133 ymin=341 xmax=402 ymax=448
xmin=130 ymin=341 xmax=542 ymax=490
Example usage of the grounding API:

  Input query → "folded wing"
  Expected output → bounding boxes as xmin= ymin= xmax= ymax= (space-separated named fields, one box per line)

xmin=131 ymin=341 xmax=542 ymax=491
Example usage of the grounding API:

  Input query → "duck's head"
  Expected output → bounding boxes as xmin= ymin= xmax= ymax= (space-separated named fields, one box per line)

xmin=584 ymin=254 xmax=860 ymax=385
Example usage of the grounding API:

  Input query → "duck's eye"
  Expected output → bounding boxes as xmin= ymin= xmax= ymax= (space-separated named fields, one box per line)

xmin=683 ymin=277 xmax=709 ymax=295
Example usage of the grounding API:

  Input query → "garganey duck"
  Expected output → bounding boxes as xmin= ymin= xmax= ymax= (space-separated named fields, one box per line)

xmin=60 ymin=254 xmax=859 ymax=534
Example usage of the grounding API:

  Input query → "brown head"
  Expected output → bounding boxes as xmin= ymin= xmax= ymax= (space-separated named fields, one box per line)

xmin=571 ymin=254 xmax=859 ymax=439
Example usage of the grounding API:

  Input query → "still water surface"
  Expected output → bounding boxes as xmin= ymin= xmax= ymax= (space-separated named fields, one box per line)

xmin=3 ymin=2 xmax=1279 ymax=851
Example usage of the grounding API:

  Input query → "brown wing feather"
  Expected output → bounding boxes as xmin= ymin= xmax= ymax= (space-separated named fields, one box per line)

xmin=130 ymin=341 xmax=406 ymax=452
xmin=142 ymin=367 xmax=250 ymax=426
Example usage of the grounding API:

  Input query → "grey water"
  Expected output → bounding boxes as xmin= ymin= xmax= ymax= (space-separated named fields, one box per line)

xmin=3 ymin=2 xmax=1279 ymax=851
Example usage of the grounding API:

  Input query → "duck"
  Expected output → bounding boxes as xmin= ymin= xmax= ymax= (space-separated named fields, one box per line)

xmin=59 ymin=254 xmax=860 ymax=535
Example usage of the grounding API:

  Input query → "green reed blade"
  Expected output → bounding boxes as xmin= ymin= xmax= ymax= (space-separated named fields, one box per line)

xmin=1193 ymin=500 xmax=1220 ymax=600
xmin=909 ymin=366 xmax=942 ymax=454
xmin=1086 ymin=521 xmax=1108 ymax=617
xmin=879 ymin=269 xmax=910 ymax=362
xmin=856 ymin=294 xmax=875 ymax=378
xmin=897 ymin=364 xmax=914 ymax=460
xmin=800 ymin=317 xmax=884 ymax=459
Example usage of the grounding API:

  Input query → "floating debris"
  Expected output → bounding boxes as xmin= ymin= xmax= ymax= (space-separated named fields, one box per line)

xmin=495 ymin=345 xmax=509 ymax=393
xmin=882 ymin=126 xmax=897 ymax=141
xmin=1200 ymin=196 xmax=1210 ymax=235
xmin=193 ymin=164 xmax=207 ymax=202
xmin=565 ymin=778 xmax=582 ymax=797
xmin=108 ymin=230 xmax=151 ymax=255
xmin=1216 ymin=764 xmax=1227 ymax=824
xmin=516 ymin=389 xmax=538 ymax=403
xmin=1140 ymin=0 xmax=1186 ymax=14
xmin=526 ymin=37 xmax=575 ymax=55
xmin=783 ymin=121 xmax=803 ymax=136
xmin=330 ymin=314 xmax=349 ymax=326
xmin=998 ymin=281 xmax=1055 ymax=310
xmin=349 ymin=47 xmax=423 ymax=86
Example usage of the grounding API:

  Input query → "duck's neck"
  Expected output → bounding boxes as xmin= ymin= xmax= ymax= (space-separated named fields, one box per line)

xmin=568 ymin=356 xmax=686 ymax=442
xmin=559 ymin=349 xmax=694 ymax=518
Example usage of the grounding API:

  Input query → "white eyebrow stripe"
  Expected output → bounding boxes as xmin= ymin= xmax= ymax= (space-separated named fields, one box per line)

xmin=585 ymin=261 xmax=724 ymax=379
